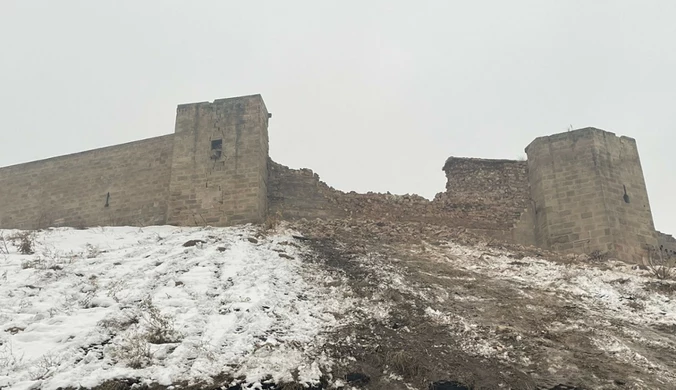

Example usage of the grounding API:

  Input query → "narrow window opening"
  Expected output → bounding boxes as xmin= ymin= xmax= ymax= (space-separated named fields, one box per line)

xmin=623 ymin=185 xmax=630 ymax=204
xmin=211 ymin=139 xmax=223 ymax=160
xmin=104 ymin=192 xmax=110 ymax=207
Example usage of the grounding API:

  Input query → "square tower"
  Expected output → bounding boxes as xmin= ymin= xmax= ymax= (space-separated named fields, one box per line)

xmin=525 ymin=127 xmax=657 ymax=263
xmin=167 ymin=95 xmax=270 ymax=226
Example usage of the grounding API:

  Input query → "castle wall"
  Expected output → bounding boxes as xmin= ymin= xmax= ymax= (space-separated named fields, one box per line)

xmin=657 ymin=231 xmax=676 ymax=258
xmin=167 ymin=95 xmax=269 ymax=226
xmin=0 ymin=94 xmax=270 ymax=230
xmin=595 ymin=132 xmax=658 ymax=260
xmin=525 ymin=128 xmax=657 ymax=262
xmin=268 ymin=159 xmax=535 ymax=243
xmin=439 ymin=158 xmax=531 ymax=231
xmin=0 ymin=135 xmax=174 ymax=229
xmin=0 ymin=93 xmax=665 ymax=263
xmin=510 ymin=205 xmax=537 ymax=247
xmin=268 ymin=160 xmax=346 ymax=220
xmin=268 ymin=161 xmax=452 ymax=224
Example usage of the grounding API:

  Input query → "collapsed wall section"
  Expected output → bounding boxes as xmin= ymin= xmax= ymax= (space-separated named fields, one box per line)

xmin=167 ymin=95 xmax=269 ymax=226
xmin=0 ymin=135 xmax=174 ymax=229
xmin=439 ymin=158 xmax=532 ymax=231
xmin=268 ymin=161 xmax=453 ymax=224
xmin=268 ymin=158 xmax=534 ymax=241
xmin=268 ymin=160 xmax=346 ymax=220
xmin=525 ymin=127 xmax=657 ymax=262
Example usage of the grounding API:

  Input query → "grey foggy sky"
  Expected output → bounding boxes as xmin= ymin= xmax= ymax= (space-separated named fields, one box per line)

xmin=1 ymin=1 xmax=675 ymax=234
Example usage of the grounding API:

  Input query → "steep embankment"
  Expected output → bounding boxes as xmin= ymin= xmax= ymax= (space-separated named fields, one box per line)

xmin=1 ymin=223 xmax=676 ymax=390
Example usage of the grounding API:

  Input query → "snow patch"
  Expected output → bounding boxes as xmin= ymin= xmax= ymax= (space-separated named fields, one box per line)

xmin=0 ymin=226 xmax=350 ymax=390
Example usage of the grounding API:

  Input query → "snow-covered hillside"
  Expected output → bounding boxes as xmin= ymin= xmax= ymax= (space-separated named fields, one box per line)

xmin=2 ymin=222 xmax=676 ymax=390
xmin=0 ymin=226 xmax=350 ymax=390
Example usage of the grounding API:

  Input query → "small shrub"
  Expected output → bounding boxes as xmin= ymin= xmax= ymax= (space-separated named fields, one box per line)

xmin=646 ymin=245 xmax=675 ymax=280
xmin=0 ymin=341 xmax=23 ymax=374
xmin=0 ymin=234 xmax=9 ymax=255
xmin=28 ymin=354 xmax=61 ymax=380
xmin=106 ymin=279 xmax=129 ymax=303
xmin=648 ymin=260 xmax=674 ymax=280
xmin=140 ymin=298 xmax=181 ymax=344
xmin=111 ymin=331 xmax=152 ymax=369
xmin=84 ymin=243 xmax=101 ymax=259
xmin=16 ymin=231 xmax=35 ymax=255
xmin=79 ymin=277 xmax=100 ymax=308
xmin=21 ymin=259 xmax=42 ymax=269
xmin=190 ymin=338 xmax=217 ymax=362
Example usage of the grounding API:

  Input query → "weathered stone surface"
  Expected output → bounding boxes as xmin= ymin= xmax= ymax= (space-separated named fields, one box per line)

xmin=0 ymin=95 xmax=269 ymax=230
xmin=0 ymin=96 xmax=665 ymax=264
xmin=526 ymin=127 xmax=658 ymax=263
xmin=438 ymin=157 xmax=531 ymax=232
xmin=0 ymin=135 xmax=174 ymax=229
xmin=269 ymin=160 xmax=464 ymax=227
xmin=658 ymin=231 xmax=676 ymax=256
xmin=167 ymin=95 xmax=269 ymax=226
xmin=268 ymin=158 xmax=536 ymax=244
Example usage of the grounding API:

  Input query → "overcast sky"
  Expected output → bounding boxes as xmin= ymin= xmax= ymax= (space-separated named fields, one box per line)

xmin=1 ymin=1 xmax=674 ymax=234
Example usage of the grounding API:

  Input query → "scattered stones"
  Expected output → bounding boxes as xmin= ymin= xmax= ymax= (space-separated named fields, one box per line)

xmin=183 ymin=239 xmax=206 ymax=247
xmin=247 ymin=237 xmax=259 ymax=244
xmin=279 ymin=240 xmax=301 ymax=248
xmin=278 ymin=253 xmax=294 ymax=260
xmin=4 ymin=326 xmax=24 ymax=334
xmin=429 ymin=381 xmax=470 ymax=390
xmin=293 ymin=218 xmax=572 ymax=265
xmin=345 ymin=372 xmax=370 ymax=386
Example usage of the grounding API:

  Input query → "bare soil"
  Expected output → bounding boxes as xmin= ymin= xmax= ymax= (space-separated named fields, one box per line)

xmin=294 ymin=219 xmax=676 ymax=390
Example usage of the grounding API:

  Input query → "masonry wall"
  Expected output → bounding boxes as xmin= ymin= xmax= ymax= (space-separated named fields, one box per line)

xmin=0 ymin=95 xmax=270 ymax=230
xmin=438 ymin=158 xmax=531 ymax=231
xmin=595 ymin=132 xmax=658 ymax=261
xmin=657 ymin=231 xmax=676 ymax=257
xmin=0 ymin=135 xmax=174 ymax=229
xmin=0 ymin=93 xmax=666 ymax=262
xmin=268 ymin=160 xmax=346 ymax=220
xmin=268 ymin=159 xmax=535 ymax=243
xmin=167 ymin=95 xmax=269 ymax=226
xmin=269 ymin=161 xmax=455 ymax=224
xmin=525 ymin=128 xmax=657 ymax=262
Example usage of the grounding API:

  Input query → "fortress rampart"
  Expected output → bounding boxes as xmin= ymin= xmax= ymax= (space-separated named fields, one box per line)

xmin=0 ymin=95 xmax=269 ymax=229
xmin=526 ymin=129 xmax=658 ymax=262
xmin=0 ymin=94 xmax=668 ymax=263
xmin=0 ymin=135 xmax=174 ymax=228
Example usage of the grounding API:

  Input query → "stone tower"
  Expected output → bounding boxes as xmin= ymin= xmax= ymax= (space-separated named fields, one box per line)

xmin=525 ymin=127 xmax=658 ymax=262
xmin=166 ymin=95 xmax=270 ymax=226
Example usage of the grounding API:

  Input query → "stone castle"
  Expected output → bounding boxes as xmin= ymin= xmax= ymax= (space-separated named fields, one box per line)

xmin=0 ymin=94 xmax=673 ymax=263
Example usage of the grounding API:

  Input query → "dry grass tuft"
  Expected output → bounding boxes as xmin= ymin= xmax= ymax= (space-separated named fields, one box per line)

xmin=386 ymin=350 xmax=426 ymax=379
xmin=646 ymin=245 xmax=675 ymax=280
